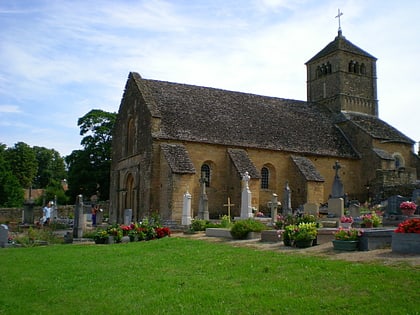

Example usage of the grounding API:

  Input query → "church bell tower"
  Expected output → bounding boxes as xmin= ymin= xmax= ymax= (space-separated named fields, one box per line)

xmin=305 ymin=11 xmax=378 ymax=116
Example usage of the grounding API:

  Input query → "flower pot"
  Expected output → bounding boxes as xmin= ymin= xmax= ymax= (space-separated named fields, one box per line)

xmin=392 ymin=233 xmax=420 ymax=254
xmin=283 ymin=238 xmax=292 ymax=246
xmin=295 ymin=239 xmax=313 ymax=248
xmin=94 ymin=238 xmax=107 ymax=244
xmin=361 ymin=222 xmax=373 ymax=228
xmin=401 ymin=209 xmax=415 ymax=216
xmin=332 ymin=240 xmax=359 ymax=251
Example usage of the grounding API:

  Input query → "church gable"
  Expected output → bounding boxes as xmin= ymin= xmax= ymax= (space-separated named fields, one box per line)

xmin=227 ymin=148 xmax=260 ymax=179
xmin=160 ymin=143 xmax=196 ymax=174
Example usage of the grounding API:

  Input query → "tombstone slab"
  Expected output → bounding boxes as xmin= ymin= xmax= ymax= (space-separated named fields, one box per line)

xmin=328 ymin=198 xmax=344 ymax=218
xmin=0 ymin=224 xmax=8 ymax=248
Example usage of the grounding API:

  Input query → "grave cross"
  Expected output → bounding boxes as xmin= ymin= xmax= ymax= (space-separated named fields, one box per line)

xmin=223 ymin=197 xmax=234 ymax=221
xmin=335 ymin=9 xmax=343 ymax=32
xmin=333 ymin=160 xmax=341 ymax=178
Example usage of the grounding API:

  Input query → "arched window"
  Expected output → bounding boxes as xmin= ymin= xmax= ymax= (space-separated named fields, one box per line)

xmin=201 ymin=164 xmax=211 ymax=187
xmin=261 ymin=167 xmax=269 ymax=189
xmin=326 ymin=62 xmax=332 ymax=74
xmin=393 ymin=153 xmax=405 ymax=170
xmin=360 ymin=63 xmax=366 ymax=75
xmin=355 ymin=62 xmax=360 ymax=73
xmin=348 ymin=61 xmax=355 ymax=72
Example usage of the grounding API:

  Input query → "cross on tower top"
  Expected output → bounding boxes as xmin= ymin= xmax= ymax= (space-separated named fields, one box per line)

xmin=335 ymin=8 xmax=343 ymax=32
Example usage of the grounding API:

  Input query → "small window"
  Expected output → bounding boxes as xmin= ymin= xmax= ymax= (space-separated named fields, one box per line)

xmin=393 ymin=153 xmax=405 ymax=170
xmin=201 ymin=164 xmax=210 ymax=187
xmin=360 ymin=63 xmax=366 ymax=75
xmin=261 ymin=167 xmax=269 ymax=189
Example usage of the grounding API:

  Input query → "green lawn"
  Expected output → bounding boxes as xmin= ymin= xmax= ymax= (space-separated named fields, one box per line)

xmin=0 ymin=237 xmax=419 ymax=315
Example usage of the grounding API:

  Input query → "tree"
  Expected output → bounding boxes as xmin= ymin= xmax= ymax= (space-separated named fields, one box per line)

xmin=66 ymin=109 xmax=116 ymax=203
xmin=5 ymin=142 xmax=37 ymax=189
xmin=33 ymin=146 xmax=67 ymax=189
xmin=0 ymin=144 xmax=24 ymax=206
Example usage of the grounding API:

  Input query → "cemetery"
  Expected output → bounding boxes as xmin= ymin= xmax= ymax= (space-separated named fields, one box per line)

xmin=2 ymin=162 xmax=420 ymax=259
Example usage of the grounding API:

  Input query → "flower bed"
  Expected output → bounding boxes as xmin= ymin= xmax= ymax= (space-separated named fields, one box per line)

xmin=93 ymin=218 xmax=171 ymax=244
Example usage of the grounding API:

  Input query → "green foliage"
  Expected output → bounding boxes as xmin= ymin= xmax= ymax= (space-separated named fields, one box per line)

xmin=32 ymin=146 xmax=66 ymax=189
xmin=230 ymin=218 xmax=266 ymax=239
xmin=66 ymin=109 xmax=116 ymax=202
xmin=190 ymin=219 xmax=208 ymax=231
xmin=13 ymin=227 xmax=64 ymax=247
xmin=284 ymin=222 xmax=318 ymax=243
xmin=5 ymin=142 xmax=37 ymax=188
xmin=0 ymin=144 xmax=24 ymax=207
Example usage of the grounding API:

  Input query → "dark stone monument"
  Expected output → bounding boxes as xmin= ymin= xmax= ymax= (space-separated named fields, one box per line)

xmin=385 ymin=195 xmax=409 ymax=215
xmin=73 ymin=195 xmax=84 ymax=238
xmin=331 ymin=161 xmax=344 ymax=198
xmin=23 ymin=199 xmax=35 ymax=224
xmin=0 ymin=224 xmax=8 ymax=248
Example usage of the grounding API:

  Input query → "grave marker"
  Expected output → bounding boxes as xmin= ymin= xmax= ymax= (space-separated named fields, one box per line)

xmin=223 ymin=197 xmax=234 ymax=221
xmin=240 ymin=172 xmax=253 ymax=218
xmin=0 ymin=224 xmax=8 ymax=248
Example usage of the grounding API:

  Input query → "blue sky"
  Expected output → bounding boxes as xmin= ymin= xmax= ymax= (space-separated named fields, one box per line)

xmin=1 ymin=0 xmax=419 ymax=156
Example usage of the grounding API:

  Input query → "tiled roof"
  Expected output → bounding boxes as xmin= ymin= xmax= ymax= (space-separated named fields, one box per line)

xmin=342 ymin=112 xmax=414 ymax=144
xmin=132 ymin=73 xmax=358 ymax=159
xmin=291 ymin=156 xmax=325 ymax=182
xmin=306 ymin=31 xmax=376 ymax=63
xmin=227 ymin=148 xmax=260 ymax=179
xmin=373 ymin=148 xmax=394 ymax=160
xmin=160 ymin=143 xmax=196 ymax=174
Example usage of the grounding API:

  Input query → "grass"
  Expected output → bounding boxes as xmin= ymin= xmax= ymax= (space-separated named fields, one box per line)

xmin=0 ymin=237 xmax=419 ymax=315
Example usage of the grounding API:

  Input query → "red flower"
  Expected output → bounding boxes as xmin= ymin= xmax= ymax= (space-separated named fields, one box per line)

xmin=400 ymin=201 xmax=417 ymax=211
xmin=394 ymin=218 xmax=420 ymax=233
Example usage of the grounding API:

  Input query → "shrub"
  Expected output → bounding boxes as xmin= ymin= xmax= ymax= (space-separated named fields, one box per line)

xmin=191 ymin=219 xmax=208 ymax=231
xmin=230 ymin=219 xmax=266 ymax=239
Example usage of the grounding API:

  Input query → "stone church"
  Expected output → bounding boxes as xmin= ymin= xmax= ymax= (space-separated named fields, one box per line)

xmin=109 ymin=30 xmax=419 ymax=224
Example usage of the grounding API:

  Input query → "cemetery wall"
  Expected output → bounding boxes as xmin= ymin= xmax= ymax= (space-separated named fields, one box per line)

xmin=0 ymin=206 xmax=74 ymax=223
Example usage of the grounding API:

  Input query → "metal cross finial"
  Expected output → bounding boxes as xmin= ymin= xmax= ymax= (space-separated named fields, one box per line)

xmin=335 ymin=8 xmax=343 ymax=32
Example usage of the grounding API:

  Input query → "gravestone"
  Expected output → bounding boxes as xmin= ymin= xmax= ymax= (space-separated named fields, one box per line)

xmin=240 ymin=172 xmax=253 ymax=218
xmin=413 ymin=189 xmax=420 ymax=214
xmin=73 ymin=195 xmax=84 ymax=238
xmin=303 ymin=203 xmax=319 ymax=216
xmin=328 ymin=198 xmax=344 ymax=218
xmin=282 ymin=181 xmax=292 ymax=215
xmin=0 ymin=224 xmax=8 ymax=248
xmin=269 ymin=193 xmax=279 ymax=223
xmin=182 ymin=190 xmax=192 ymax=226
xmin=198 ymin=172 xmax=209 ymax=220
xmin=124 ymin=209 xmax=132 ymax=226
xmin=23 ymin=199 xmax=35 ymax=224
xmin=348 ymin=203 xmax=361 ymax=218
xmin=331 ymin=161 xmax=344 ymax=198
xmin=386 ymin=195 xmax=408 ymax=215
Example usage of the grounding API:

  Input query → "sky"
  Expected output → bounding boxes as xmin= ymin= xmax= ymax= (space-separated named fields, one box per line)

xmin=1 ymin=0 xmax=419 ymax=157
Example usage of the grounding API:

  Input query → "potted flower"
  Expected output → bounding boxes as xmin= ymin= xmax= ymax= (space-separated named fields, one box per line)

xmin=340 ymin=216 xmax=353 ymax=228
xmin=392 ymin=218 xmax=420 ymax=254
xmin=359 ymin=213 xmax=382 ymax=228
xmin=293 ymin=222 xmax=317 ymax=248
xmin=332 ymin=227 xmax=363 ymax=251
xmin=399 ymin=201 xmax=417 ymax=216
xmin=93 ymin=229 xmax=108 ymax=244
